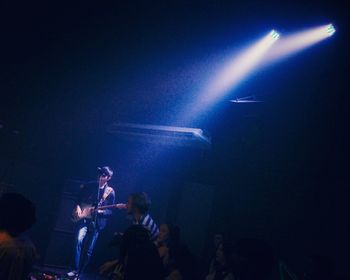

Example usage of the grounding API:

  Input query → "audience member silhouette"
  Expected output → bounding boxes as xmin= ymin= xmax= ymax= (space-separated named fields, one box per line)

xmin=0 ymin=192 xmax=37 ymax=280
xmin=207 ymin=234 xmax=224 ymax=275
xmin=206 ymin=242 xmax=235 ymax=280
xmin=168 ymin=243 xmax=197 ymax=280
xmin=155 ymin=223 xmax=183 ymax=279
xmin=156 ymin=223 xmax=180 ymax=261
xmin=100 ymin=225 xmax=163 ymax=280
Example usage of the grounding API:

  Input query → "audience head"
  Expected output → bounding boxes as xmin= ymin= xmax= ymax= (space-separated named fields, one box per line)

xmin=213 ymin=233 xmax=224 ymax=251
xmin=121 ymin=224 xmax=151 ymax=252
xmin=0 ymin=192 xmax=36 ymax=237
xmin=127 ymin=192 xmax=151 ymax=215
xmin=97 ymin=166 xmax=113 ymax=185
xmin=119 ymin=224 xmax=151 ymax=264
xmin=216 ymin=242 xmax=235 ymax=267
xmin=120 ymin=225 xmax=162 ymax=280
xmin=167 ymin=242 xmax=196 ymax=279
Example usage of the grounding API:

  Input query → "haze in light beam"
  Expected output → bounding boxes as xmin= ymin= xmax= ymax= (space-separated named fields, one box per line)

xmin=178 ymin=30 xmax=279 ymax=124
xmin=263 ymin=24 xmax=335 ymax=64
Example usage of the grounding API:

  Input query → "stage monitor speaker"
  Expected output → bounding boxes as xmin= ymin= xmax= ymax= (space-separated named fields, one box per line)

xmin=44 ymin=181 xmax=79 ymax=267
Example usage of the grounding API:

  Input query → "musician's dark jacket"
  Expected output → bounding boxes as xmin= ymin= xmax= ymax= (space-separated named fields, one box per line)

xmin=77 ymin=184 xmax=115 ymax=230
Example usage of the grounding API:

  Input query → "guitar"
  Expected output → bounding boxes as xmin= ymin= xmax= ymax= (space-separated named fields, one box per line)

xmin=72 ymin=203 xmax=127 ymax=223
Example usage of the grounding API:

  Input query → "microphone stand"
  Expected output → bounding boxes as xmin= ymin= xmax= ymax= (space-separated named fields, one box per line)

xmin=93 ymin=179 xmax=102 ymax=229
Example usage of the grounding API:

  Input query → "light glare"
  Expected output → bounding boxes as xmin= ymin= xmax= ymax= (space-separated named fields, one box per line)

xmin=262 ymin=24 xmax=336 ymax=64
xmin=270 ymin=30 xmax=280 ymax=40
xmin=326 ymin=24 xmax=336 ymax=36
xmin=177 ymin=30 xmax=279 ymax=123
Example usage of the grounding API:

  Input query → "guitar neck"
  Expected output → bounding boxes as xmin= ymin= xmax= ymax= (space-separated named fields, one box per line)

xmin=97 ymin=203 xmax=125 ymax=210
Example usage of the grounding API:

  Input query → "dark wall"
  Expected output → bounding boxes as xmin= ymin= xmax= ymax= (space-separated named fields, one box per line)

xmin=0 ymin=157 xmax=65 ymax=260
xmin=1 ymin=0 xmax=349 ymax=277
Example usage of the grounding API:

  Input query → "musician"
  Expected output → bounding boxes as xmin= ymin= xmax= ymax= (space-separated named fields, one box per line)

xmin=68 ymin=166 xmax=115 ymax=278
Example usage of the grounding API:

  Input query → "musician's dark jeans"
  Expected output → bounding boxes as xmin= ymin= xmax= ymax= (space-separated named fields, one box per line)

xmin=75 ymin=224 xmax=99 ymax=273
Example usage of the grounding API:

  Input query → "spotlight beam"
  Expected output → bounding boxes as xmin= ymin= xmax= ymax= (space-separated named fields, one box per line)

xmin=202 ymin=30 xmax=279 ymax=103
xmin=177 ymin=30 xmax=279 ymax=124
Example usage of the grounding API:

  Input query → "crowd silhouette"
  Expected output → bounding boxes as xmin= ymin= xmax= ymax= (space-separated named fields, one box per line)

xmin=0 ymin=192 xmax=347 ymax=280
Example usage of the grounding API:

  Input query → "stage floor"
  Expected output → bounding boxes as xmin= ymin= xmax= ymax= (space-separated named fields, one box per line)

xmin=32 ymin=265 xmax=106 ymax=280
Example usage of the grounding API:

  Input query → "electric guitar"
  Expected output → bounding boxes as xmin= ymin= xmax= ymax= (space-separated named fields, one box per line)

xmin=71 ymin=203 xmax=127 ymax=223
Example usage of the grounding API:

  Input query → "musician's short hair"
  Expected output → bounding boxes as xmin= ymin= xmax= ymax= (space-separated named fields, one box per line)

xmin=130 ymin=192 xmax=151 ymax=214
xmin=97 ymin=166 xmax=113 ymax=178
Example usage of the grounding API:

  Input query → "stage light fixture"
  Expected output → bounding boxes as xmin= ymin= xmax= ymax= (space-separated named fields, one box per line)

xmin=326 ymin=24 xmax=336 ymax=36
xmin=262 ymin=24 xmax=336 ymax=65
xmin=270 ymin=30 xmax=280 ymax=40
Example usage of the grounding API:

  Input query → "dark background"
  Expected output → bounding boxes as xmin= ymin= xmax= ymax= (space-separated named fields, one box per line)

xmin=1 ymin=0 xmax=349 ymax=277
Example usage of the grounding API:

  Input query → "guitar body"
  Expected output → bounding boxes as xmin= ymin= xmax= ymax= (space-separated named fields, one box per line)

xmin=72 ymin=203 xmax=127 ymax=223
xmin=71 ymin=203 xmax=94 ymax=223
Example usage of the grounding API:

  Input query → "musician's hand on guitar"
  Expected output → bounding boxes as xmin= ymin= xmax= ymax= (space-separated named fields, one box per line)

xmin=72 ymin=205 xmax=83 ymax=221
xmin=73 ymin=203 xmax=126 ymax=222
xmin=79 ymin=206 xmax=94 ymax=219
xmin=76 ymin=205 xmax=82 ymax=217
